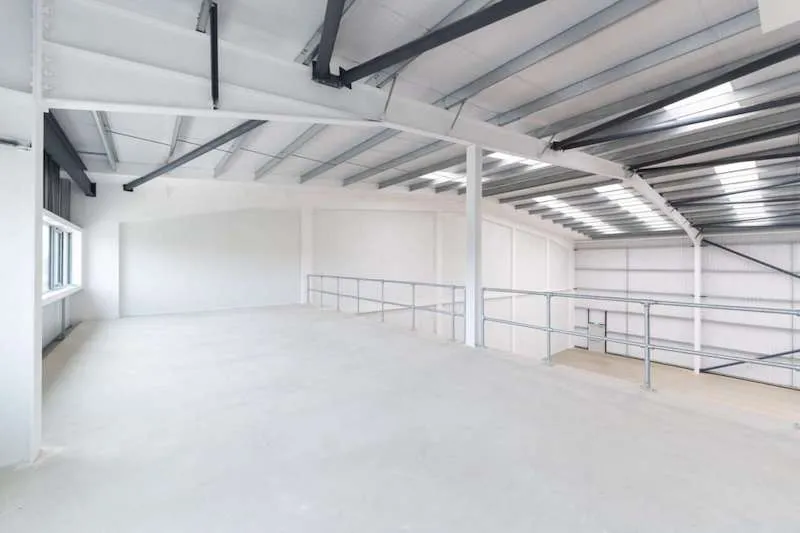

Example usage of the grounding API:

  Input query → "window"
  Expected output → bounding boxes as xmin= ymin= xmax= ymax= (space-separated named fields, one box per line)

xmin=42 ymin=211 xmax=82 ymax=296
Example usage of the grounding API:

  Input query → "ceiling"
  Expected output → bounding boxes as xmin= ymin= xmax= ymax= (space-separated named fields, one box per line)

xmin=50 ymin=0 xmax=800 ymax=239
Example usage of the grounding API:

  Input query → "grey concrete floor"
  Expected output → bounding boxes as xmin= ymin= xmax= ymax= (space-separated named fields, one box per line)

xmin=1 ymin=306 xmax=798 ymax=532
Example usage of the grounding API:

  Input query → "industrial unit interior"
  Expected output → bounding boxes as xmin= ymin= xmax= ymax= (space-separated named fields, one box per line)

xmin=2 ymin=0 xmax=800 ymax=531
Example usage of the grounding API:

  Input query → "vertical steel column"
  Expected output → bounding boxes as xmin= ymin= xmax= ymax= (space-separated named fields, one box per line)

xmin=356 ymin=279 xmax=360 ymax=314
xmin=643 ymin=302 xmax=652 ymax=390
xmin=411 ymin=284 xmax=416 ymax=330
xmin=693 ymin=241 xmax=702 ymax=373
xmin=306 ymin=274 xmax=311 ymax=306
xmin=380 ymin=280 xmax=385 ymax=322
xmin=465 ymin=144 xmax=483 ymax=347
xmin=451 ymin=286 xmax=456 ymax=341
xmin=545 ymin=294 xmax=552 ymax=364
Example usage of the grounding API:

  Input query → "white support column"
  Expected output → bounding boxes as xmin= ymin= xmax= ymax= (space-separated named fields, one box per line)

xmin=465 ymin=145 xmax=483 ymax=348
xmin=693 ymin=240 xmax=703 ymax=373
xmin=300 ymin=207 xmax=314 ymax=304
xmin=0 ymin=91 xmax=44 ymax=467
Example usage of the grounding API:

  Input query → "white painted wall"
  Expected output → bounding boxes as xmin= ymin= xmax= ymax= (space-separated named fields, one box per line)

xmin=119 ymin=209 xmax=300 ymax=316
xmin=71 ymin=178 xmax=575 ymax=361
xmin=576 ymin=235 xmax=800 ymax=388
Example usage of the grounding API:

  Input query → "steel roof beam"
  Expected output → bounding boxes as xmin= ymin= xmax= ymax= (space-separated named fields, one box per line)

xmin=285 ymin=0 xmax=492 ymax=180
xmin=671 ymin=176 xmax=800 ymax=206
xmin=338 ymin=0 xmax=551 ymax=87
xmin=638 ymin=146 xmax=800 ymax=176
xmin=558 ymin=94 xmax=800 ymax=150
xmin=311 ymin=0 xmax=348 ymax=85
xmin=44 ymin=112 xmax=96 ymax=197
xmin=124 ymin=120 xmax=266 ymax=191
xmin=610 ymin=108 xmax=800 ymax=166
xmin=633 ymin=121 xmax=800 ymax=169
xmin=296 ymin=0 xmax=360 ymax=65
xmin=214 ymin=127 xmax=262 ymax=177
xmin=554 ymin=39 xmax=800 ymax=149
xmin=663 ymin=173 xmax=800 ymax=200
xmin=317 ymin=0 xmax=656 ymax=185
xmin=534 ymin=55 xmax=798 ymax=139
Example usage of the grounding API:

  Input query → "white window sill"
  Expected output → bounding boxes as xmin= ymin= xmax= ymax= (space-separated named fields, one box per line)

xmin=42 ymin=285 xmax=82 ymax=307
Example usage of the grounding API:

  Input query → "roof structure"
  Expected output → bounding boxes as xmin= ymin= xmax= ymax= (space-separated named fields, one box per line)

xmin=42 ymin=0 xmax=800 ymax=239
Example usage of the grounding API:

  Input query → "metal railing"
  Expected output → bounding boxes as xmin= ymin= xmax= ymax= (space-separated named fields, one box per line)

xmin=307 ymin=274 xmax=465 ymax=340
xmin=483 ymin=287 xmax=800 ymax=390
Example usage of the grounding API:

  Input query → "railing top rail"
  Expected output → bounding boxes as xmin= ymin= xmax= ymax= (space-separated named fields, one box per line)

xmin=483 ymin=287 xmax=800 ymax=316
xmin=310 ymin=274 xmax=463 ymax=290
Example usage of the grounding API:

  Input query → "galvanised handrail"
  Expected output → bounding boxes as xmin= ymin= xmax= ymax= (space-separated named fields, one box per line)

xmin=483 ymin=287 xmax=800 ymax=390
xmin=307 ymin=274 xmax=465 ymax=340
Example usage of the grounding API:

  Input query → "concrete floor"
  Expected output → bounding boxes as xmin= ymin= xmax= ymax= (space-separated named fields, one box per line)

xmin=1 ymin=307 xmax=798 ymax=532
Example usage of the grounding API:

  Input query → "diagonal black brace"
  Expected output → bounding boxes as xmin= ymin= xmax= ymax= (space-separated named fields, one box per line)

xmin=702 ymin=347 xmax=800 ymax=373
xmin=123 ymin=120 xmax=265 ymax=191
xmin=552 ymin=40 xmax=800 ymax=150
xmin=44 ymin=113 xmax=96 ymax=197
xmin=331 ymin=0 xmax=549 ymax=88
xmin=704 ymin=239 xmax=800 ymax=280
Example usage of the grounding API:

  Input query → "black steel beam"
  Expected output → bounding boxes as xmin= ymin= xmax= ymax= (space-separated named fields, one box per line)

xmin=209 ymin=2 xmax=219 ymax=109
xmin=312 ymin=0 xmax=347 ymax=86
xmin=123 ymin=120 xmax=265 ymax=191
xmin=638 ymin=146 xmax=800 ymax=176
xmin=557 ymin=94 xmax=800 ymax=150
xmin=43 ymin=113 xmax=95 ymax=197
xmin=552 ymin=40 xmax=800 ymax=149
xmin=704 ymin=239 xmax=800 ymax=280
xmin=632 ymin=121 xmax=800 ymax=169
xmin=339 ymin=0 xmax=549 ymax=87
xmin=671 ymin=177 xmax=800 ymax=206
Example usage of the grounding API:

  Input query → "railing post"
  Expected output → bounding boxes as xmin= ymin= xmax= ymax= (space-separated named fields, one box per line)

xmin=451 ymin=286 xmax=456 ymax=341
xmin=356 ymin=279 xmax=360 ymax=314
xmin=411 ymin=283 xmax=416 ymax=330
xmin=306 ymin=274 xmax=311 ymax=306
xmin=380 ymin=280 xmax=385 ymax=322
xmin=336 ymin=276 xmax=341 ymax=312
xmin=545 ymin=294 xmax=552 ymax=365
xmin=643 ymin=302 xmax=652 ymax=390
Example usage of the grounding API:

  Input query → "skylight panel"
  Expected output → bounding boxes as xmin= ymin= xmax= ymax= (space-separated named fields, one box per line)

xmin=488 ymin=152 xmax=551 ymax=170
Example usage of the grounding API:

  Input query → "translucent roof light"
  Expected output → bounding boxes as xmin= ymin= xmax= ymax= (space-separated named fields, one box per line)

xmin=488 ymin=152 xmax=551 ymax=170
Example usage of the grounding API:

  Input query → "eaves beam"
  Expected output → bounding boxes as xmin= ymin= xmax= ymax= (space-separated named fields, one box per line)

xmin=43 ymin=112 xmax=95 ymax=197
xmin=553 ymin=39 xmax=800 ymax=150
xmin=124 ymin=120 xmax=266 ymax=191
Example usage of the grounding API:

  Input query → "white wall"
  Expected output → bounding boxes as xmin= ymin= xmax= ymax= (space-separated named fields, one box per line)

xmin=576 ymin=236 xmax=800 ymax=388
xmin=119 ymin=209 xmax=300 ymax=316
xmin=71 ymin=178 xmax=575 ymax=360
xmin=43 ymin=299 xmax=69 ymax=347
